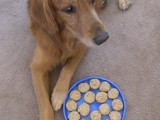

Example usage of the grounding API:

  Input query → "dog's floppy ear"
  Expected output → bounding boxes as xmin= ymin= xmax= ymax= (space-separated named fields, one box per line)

xmin=42 ymin=0 xmax=59 ymax=34
xmin=29 ymin=0 xmax=59 ymax=35
xmin=29 ymin=0 xmax=66 ymax=51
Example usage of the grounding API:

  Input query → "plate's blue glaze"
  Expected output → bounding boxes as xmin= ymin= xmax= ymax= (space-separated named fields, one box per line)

xmin=63 ymin=76 xmax=126 ymax=120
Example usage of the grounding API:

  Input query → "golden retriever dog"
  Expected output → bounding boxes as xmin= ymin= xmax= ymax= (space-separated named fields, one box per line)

xmin=28 ymin=0 xmax=130 ymax=120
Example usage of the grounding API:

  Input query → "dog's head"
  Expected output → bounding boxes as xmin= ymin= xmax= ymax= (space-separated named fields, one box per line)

xmin=31 ymin=0 xmax=109 ymax=46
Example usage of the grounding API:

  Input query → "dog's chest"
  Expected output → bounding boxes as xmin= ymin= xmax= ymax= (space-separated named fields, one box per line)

xmin=58 ymin=46 xmax=74 ymax=64
xmin=59 ymin=42 xmax=78 ymax=65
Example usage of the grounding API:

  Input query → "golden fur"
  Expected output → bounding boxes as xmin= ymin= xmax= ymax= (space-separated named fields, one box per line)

xmin=28 ymin=0 xmax=130 ymax=120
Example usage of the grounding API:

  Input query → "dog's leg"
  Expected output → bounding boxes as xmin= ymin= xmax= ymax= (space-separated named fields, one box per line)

xmin=30 ymin=47 xmax=54 ymax=120
xmin=52 ymin=43 xmax=87 ymax=111
xmin=118 ymin=0 xmax=130 ymax=10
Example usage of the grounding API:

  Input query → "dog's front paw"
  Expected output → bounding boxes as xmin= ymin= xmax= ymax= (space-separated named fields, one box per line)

xmin=51 ymin=87 xmax=67 ymax=111
xmin=118 ymin=0 xmax=130 ymax=10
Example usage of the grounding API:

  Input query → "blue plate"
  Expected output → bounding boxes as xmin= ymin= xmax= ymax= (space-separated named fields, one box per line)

xmin=63 ymin=76 xmax=127 ymax=120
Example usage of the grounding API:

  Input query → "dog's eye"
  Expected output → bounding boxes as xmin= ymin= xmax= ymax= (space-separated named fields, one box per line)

xmin=63 ymin=6 xmax=76 ymax=14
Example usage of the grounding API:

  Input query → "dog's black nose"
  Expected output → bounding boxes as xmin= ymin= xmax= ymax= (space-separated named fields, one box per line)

xmin=93 ymin=32 xmax=109 ymax=45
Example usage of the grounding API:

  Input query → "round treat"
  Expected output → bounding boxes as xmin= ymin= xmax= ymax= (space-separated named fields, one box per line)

xmin=78 ymin=83 xmax=90 ymax=93
xmin=112 ymin=99 xmax=123 ymax=111
xmin=90 ymin=79 xmax=101 ymax=89
xmin=96 ymin=92 xmax=108 ymax=103
xmin=66 ymin=100 xmax=77 ymax=111
xmin=70 ymin=90 xmax=81 ymax=101
xmin=109 ymin=111 xmax=121 ymax=120
xmin=99 ymin=104 xmax=110 ymax=115
xmin=90 ymin=111 xmax=101 ymax=120
xmin=84 ymin=91 xmax=95 ymax=104
xmin=78 ymin=103 xmax=90 ymax=116
xmin=108 ymin=88 xmax=119 ymax=99
xmin=99 ymin=82 xmax=111 ymax=92
xmin=68 ymin=111 xmax=80 ymax=120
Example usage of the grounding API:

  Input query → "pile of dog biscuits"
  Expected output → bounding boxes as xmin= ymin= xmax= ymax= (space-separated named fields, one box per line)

xmin=66 ymin=79 xmax=123 ymax=120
